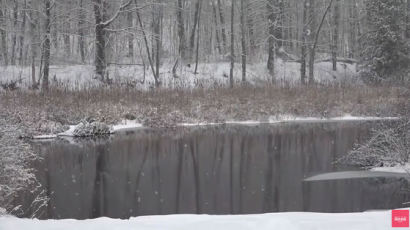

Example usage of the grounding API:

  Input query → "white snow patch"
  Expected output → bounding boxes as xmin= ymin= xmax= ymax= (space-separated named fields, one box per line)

xmin=371 ymin=163 xmax=410 ymax=174
xmin=304 ymin=171 xmax=410 ymax=181
xmin=111 ymin=120 xmax=143 ymax=132
xmin=0 ymin=211 xmax=393 ymax=230
xmin=56 ymin=125 xmax=77 ymax=137
xmin=32 ymin=135 xmax=58 ymax=140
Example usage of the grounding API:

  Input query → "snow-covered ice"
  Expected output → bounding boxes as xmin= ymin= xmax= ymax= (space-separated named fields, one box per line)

xmin=304 ymin=171 xmax=410 ymax=181
xmin=0 ymin=210 xmax=393 ymax=230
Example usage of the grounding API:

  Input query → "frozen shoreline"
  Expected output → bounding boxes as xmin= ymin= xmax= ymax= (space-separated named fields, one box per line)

xmin=32 ymin=115 xmax=399 ymax=140
xmin=0 ymin=210 xmax=392 ymax=230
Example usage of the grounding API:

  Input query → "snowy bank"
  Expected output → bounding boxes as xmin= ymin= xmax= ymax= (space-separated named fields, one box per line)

xmin=0 ymin=211 xmax=392 ymax=230
xmin=371 ymin=163 xmax=410 ymax=174
xmin=31 ymin=115 xmax=398 ymax=140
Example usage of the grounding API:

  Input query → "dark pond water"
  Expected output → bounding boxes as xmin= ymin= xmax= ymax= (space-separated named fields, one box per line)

xmin=25 ymin=121 xmax=410 ymax=219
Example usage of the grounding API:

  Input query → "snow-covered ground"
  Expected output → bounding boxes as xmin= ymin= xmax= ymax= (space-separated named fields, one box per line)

xmin=0 ymin=210 xmax=392 ymax=230
xmin=371 ymin=163 xmax=410 ymax=174
xmin=0 ymin=60 xmax=360 ymax=90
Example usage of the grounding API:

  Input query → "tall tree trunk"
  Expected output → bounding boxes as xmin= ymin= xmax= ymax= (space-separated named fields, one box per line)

xmin=78 ymin=0 xmax=86 ymax=63
xmin=42 ymin=0 xmax=51 ymax=91
xmin=11 ymin=1 xmax=18 ymax=65
xmin=229 ymin=0 xmax=234 ymax=88
xmin=332 ymin=0 xmax=340 ymax=71
xmin=0 ymin=0 xmax=8 ymax=66
xmin=127 ymin=10 xmax=134 ymax=58
xmin=64 ymin=11 xmax=71 ymax=57
xmin=301 ymin=0 xmax=308 ymax=84
xmin=240 ymin=0 xmax=246 ymax=82
xmin=153 ymin=0 xmax=162 ymax=86
xmin=217 ymin=0 xmax=227 ymax=52
xmin=176 ymin=0 xmax=186 ymax=60
xmin=267 ymin=0 xmax=276 ymax=81
xmin=308 ymin=0 xmax=316 ymax=84
xmin=275 ymin=0 xmax=283 ymax=49
xmin=18 ymin=0 xmax=27 ymax=66
xmin=93 ymin=0 xmax=107 ymax=80
xmin=194 ymin=0 xmax=202 ymax=74
xmin=348 ymin=0 xmax=357 ymax=58
xmin=189 ymin=0 xmax=200 ymax=60
xmin=211 ymin=1 xmax=222 ymax=54
xmin=28 ymin=0 xmax=38 ymax=88
xmin=247 ymin=1 xmax=255 ymax=55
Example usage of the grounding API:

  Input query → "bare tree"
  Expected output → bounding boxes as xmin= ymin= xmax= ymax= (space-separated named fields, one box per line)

xmin=267 ymin=0 xmax=276 ymax=81
xmin=92 ymin=0 xmax=132 ymax=81
xmin=42 ymin=0 xmax=52 ymax=91
xmin=176 ymin=0 xmax=186 ymax=60
xmin=0 ymin=0 xmax=8 ymax=66
xmin=229 ymin=0 xmax=234 ymax=88
xmin=194 ymin=0 xmax=203 ymax=74
xmin=78 ymin=0 xmax=86 ymax=63
xmin=300 ymin=0 xmax=308 ymax=84
xmin=331 ymin=0 xmax=340 ymax=71
xmin=189 ymin=0 xmax=201 ymax=60
xmin=241 ymin=0 xmax=247 ymax=82
xmin=217 ymin=0 xmax=227 ymax=53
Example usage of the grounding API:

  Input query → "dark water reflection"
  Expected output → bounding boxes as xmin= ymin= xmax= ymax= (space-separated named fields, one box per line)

xmin=30 ymin=121 xmax=410 ymax=219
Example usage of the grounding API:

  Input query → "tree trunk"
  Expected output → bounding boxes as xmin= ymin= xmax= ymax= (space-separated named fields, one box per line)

xmin=308 ymin=0 xmax=316 ymax=84
xmin=127 ymin=10 xmax=134 ymax=58
xmin=194 ymin=0 xmax=203 ymax=74
xmin=247 ymin=1 xmax=255 ymax=55
xmin=19 ymin=0 xmax=26 ymax=66
xmin=275 ymin=0 xmax=283 ymax=49
xmin=267 ymin=0 xmax=276 ymax=81
xmin=240 ymin=0 xmax=246 ymax=82
xmin=93 ymin=0 xmax=107 ymax=80
xmin=332 ymin=0 xmax=340 ymax=71
xmin=42 ymin=0 xmax=51 ymax=91
xmin=0 ymin=0 xmax=8 ymax=66
xmin=348 ymin=0 xmax=357 ymax=58
xmin=153 ymin=0 xmax=162 ymax=87
xmin=301 ymin=0 xmax=308 ymax=84
xmin=217 ymin=0 xmax=227 ymax=52
xmin=28 ymin=0 xmax=37 ymax=88
xmin=78 ymin=0 xmax=86 ymax=63
xmin=211 ymin=1 xmax=222 ymax=54
xmin=189 ymin=0 xmax=200 ymax=60
xmin=11 ymin=2 xmax=18 ymax=66
xmin=229 ymin=0 xmax=234 ymax=88
xmin=176 ymin=0 xmax=186 ymax=60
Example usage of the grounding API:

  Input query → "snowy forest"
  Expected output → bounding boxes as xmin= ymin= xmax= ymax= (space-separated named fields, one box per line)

xmin=0 ymin=0 xmax=408 ymax=89
xmin=0 ymin=0 xmax=410 ymax=229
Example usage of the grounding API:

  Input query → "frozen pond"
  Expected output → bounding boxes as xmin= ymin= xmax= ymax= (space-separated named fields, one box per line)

xmin=21 ymin=121 xmax=410 ymax=219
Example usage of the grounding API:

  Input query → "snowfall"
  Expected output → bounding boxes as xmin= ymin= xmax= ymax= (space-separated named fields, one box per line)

xmin=0 ymin=210 xmax=396 ymax=230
